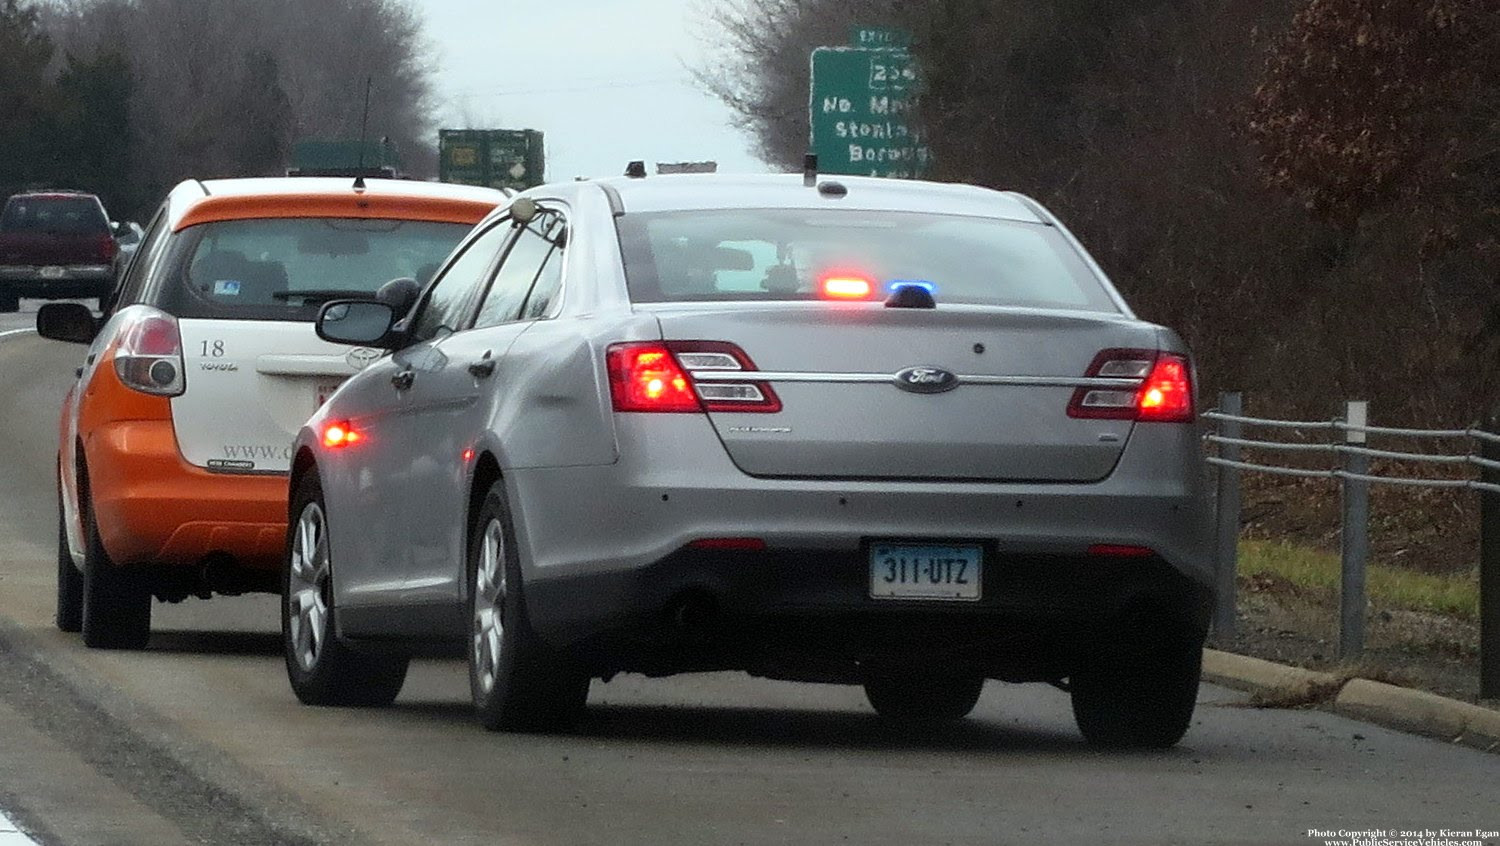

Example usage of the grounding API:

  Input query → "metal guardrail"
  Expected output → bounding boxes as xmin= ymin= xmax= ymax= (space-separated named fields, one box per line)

xmin=1206 ymin=392 xmax=1500 ymax=698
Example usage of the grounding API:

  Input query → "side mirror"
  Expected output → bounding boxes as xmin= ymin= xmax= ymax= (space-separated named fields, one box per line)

xmin=110 ymin=221 xmax=129 ymax=238
xmin=374 ymin=276 xmax=421 ymax=318
xmin=317 ymin=300 xmax=397 ymax=348
xmin=37 ymin=302 xmax=99 ymax=344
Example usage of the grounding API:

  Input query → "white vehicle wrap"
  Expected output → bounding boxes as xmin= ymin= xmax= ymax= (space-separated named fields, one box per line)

xmin=173 ymin=318 xmax=381 ymax=473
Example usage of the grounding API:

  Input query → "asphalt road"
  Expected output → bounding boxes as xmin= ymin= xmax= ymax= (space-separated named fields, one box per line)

xmin=0 ymin=328 xmax=1497 ymax=846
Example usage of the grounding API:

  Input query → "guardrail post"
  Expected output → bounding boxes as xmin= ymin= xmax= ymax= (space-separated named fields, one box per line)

xmin=1213 ymin=392 xmax=1242 ymax=637
xmin=1481 ymin=410 xmax=1500 ymax=699
xmin=1339 ymin=400 xmax=1370 ymax=660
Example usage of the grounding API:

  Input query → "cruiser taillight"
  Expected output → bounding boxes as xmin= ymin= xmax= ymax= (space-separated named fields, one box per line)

xmin=606 ymin=341 xmax=781 ymax=414
xmin=1068 ymin=349 xmax=1194 ymax=423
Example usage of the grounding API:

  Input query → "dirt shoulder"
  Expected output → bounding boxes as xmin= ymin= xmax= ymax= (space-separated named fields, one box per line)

xmin=1208 ymin=572 xmax=1491 ymax=706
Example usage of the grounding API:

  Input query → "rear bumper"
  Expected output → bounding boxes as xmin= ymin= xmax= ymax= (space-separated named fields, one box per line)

xmin=86 ymin=420 xmax=287 ymax=569
xmin=528 ymin=545 xmax=1212 ymax=680
xmin=0 ymin=267 xmax=114 ymax=299
xmin=509 ymin=416 xmax=1216 ymax=660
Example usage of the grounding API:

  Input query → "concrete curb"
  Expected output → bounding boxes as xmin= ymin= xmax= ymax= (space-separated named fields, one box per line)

xmin=1334 ymin=679 xmax=1500 ymax=751
xmin=1202 ymin=649 xmax=1342 ymax=695
xmin=1202 ymin=649 xmax=1500 ymax=753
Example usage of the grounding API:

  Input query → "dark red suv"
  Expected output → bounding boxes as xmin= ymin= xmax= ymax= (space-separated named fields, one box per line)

xmin=0 ymin=191 xmax=121 ymax=312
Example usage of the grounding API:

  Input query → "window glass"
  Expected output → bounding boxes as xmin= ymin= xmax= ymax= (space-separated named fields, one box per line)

xmin=616 ymin=209 xmax=1118 ymax=312
xmin=154 ymin=217 xmax=472 ymax=322
xmin=473 ymin=213 xmax=564 ymax=329
xmin=110 ymin=206 xmax=168 ymax=311
xmin=0 ymin=196 xmax=109 ymax=235
xmin=520 ymin=239 xmax=564 ymax=320
xmin=410 ymin=222 xmax=514 ymax=341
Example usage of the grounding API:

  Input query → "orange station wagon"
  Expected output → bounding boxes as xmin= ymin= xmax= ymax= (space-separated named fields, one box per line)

xmin=37 ymin=177 xmax=504 ymax=648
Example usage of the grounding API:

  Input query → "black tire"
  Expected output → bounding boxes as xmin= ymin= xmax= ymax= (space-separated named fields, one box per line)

xmin=80 ymin=488 xmax=151 ymax=649
xmin=863 ymin=669 xmax=985 ymax=724
xmin=468 ymin=480 xmax=589 ymax=732
xmin=0 ymin=291 xmax=18 ymax=313
xmin=282 ymin=471 xmax=408 ymax=707
xmin=1070 ymin=619 xmax=1204 ymax=749
xmin=55 ymin=477 xmax=83 ymax=633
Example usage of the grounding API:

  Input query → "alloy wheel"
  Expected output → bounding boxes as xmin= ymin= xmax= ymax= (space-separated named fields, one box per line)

xmin=472 ymin=517 xmax=507 ymax=696
xmin=288 ymin=502 xmax=330 ymax=672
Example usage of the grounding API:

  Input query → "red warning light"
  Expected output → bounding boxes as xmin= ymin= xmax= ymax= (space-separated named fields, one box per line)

xmin=819 ymin=275 xmax=874 ymax=300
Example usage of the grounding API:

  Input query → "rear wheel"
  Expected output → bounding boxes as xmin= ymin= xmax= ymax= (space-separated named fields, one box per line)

xmin=1070 ymin=618 xmax=1203 ymax=749
xmin=863 ymin=668 xmax=985 ymax=724
xmin=55 ymin=478 xmax=83 ymax=633
xmin=469 ymin=480 xmax=589 ymax=732
xmin=79 ymin=489 xmax=151 ymax=649
xmin=283 ymin=471 xmax=408 ymax=707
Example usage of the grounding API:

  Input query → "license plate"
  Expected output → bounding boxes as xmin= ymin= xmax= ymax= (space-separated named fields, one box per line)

xmin=315 ymin=381 xmax=344 ymax=409
xmin=869 ymin=543 xmax=983 ymax=601
xmin=39 ymin=266 xmax=66 ymax=279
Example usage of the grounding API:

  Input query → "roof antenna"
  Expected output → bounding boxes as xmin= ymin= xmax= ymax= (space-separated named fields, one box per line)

xmin=624 ymin=160 xmax=647 ymax=179
xmin=803 ymin=153 xmax=818 ymax=188
xmin=355 ymin=75 xmax=373 ymax=190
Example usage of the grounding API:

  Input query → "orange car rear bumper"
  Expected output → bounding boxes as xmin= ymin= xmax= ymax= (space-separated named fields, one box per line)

xmin=87 ymin=420 xmax=287 ymax=570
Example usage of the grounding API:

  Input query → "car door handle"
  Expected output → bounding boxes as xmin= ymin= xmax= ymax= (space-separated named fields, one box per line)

xmin=391 ymin=370 xmax=415 ymax=391
xmin=467 ymin=352 xmax=496 ymax=379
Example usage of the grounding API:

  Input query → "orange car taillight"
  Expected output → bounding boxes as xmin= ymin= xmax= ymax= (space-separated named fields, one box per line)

xmin=1067 ymin=349 xmax=1194 ymax=423
xmin=113 ymin=308 xmax=185 ymax=396
xmin=606 ymin=341 xmax=781 ymax=414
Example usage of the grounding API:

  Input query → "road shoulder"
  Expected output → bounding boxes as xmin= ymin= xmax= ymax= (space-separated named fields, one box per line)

xmin=1203 ymin=648 xmax=1500 ymax=753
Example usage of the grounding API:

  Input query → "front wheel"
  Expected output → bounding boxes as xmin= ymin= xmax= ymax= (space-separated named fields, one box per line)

xmin=282 ymin=471 xmax=408 ymax=707
xmin=469 ymin=480 xmax=589 ymax=732
xmin=1070 ymin=619 xmax=1204 ymax=749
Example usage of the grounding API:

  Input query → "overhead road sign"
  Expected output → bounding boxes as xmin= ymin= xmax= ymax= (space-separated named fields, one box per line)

xmin=809 ymin=47 xmax=931 ymax=179
xmin=439 ymin=129 xmax=545 ymax=191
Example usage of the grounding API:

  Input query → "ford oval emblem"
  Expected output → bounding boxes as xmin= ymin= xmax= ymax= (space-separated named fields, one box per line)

xmin=893 ymin=366 xmax=959 ymax=394
xmin=346 ymin=347 xmax=382 ymax=370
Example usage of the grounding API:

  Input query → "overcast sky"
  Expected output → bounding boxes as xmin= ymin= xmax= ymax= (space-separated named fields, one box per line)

xmin=417 ymin=0 xmax=771 ymax=180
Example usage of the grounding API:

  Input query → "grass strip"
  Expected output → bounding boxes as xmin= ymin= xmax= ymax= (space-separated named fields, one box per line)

xmin=1239 ymin=539 xmax=1479 ymax=622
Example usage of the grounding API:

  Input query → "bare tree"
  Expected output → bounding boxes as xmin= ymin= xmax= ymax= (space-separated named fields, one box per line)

xmin=37 ymin=0 xmax=438 ymax=214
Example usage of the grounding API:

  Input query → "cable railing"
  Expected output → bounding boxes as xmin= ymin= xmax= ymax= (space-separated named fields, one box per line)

xmin=1204 ymin=392 xmax=1500 ymax=698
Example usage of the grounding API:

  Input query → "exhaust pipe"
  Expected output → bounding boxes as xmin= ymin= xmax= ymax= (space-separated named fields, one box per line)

xmin=666 ymin=589 xmax=719 ymax=636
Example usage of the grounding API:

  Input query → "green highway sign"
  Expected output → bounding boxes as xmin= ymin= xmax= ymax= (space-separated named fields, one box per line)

xmin=809 ymin=47 xmax=930 ymax=179
xmin=438 ymin=129 xmax=545 ymax=191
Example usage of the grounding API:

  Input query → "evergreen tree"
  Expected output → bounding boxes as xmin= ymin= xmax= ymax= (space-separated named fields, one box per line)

xmin=0 ymin=0 xmax=56 ymax=193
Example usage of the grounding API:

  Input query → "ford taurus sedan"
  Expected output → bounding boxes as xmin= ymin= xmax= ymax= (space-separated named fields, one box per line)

xmin=283 ymin=172 xmax=1215 ymax=748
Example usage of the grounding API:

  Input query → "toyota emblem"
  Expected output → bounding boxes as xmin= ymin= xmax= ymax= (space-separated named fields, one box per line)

xmin=346 ymin=347 xmax=382 ymax=370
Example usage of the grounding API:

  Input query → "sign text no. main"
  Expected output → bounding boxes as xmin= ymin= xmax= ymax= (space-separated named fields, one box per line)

xmin=809 ymin=47 xmax=930 ymax=179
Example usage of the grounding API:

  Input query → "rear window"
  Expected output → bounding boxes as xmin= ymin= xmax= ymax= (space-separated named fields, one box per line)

xmin=0 ymin=196 xmax=109 ymax=235
xmin=617 ymin=209 xmax=1117 ymax=311
xmin=151 ymin=217 xmax=472 ymax=321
